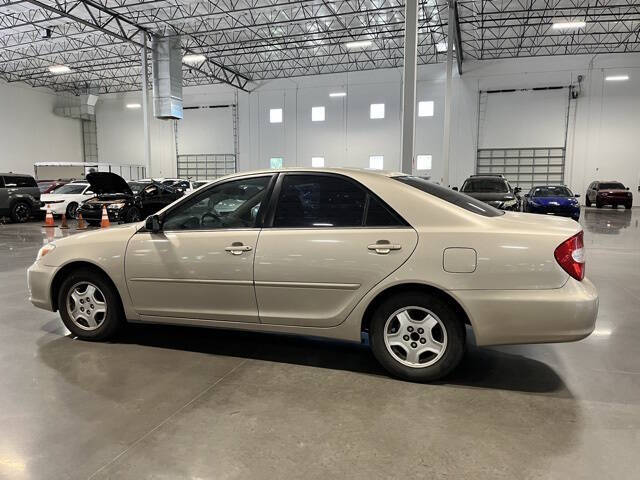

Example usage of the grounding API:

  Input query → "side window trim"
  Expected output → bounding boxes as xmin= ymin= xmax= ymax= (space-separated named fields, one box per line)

xmin=262 ymin=172 xmax=410 ymax=229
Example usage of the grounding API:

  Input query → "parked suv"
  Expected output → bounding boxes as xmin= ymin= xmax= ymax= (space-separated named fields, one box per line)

xmin=457 ymin=174 xmax=521 ymax=211
xmin=585 ymin=181 xmax=633 ymax=209
xmin=0 ymin=173 xmax=41 ymax=222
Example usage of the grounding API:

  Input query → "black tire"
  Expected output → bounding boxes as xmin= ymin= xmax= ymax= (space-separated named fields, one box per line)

xmin=369 ymin=291 xmax=466 ymax=382
xmin=66 ymin=202 xmax=79 ymax=219
xmin=57 ymin=268 xmax=123 ymax=341
xmin=624 ymin=202 xmax=632 ymax=210
xmin=125 ymin=207 xmax=141 ymax=223
xmin=10 ymin=201 xmax=31 ymax=223
xmin=596 ymin=199 xmax=602 ymax=208
xmin=585 ymin=196 xmax=591 ymax=207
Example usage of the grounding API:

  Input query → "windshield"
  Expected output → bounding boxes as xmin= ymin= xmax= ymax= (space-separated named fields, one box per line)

xmin=128 ymin=182 xmax=149 ymax=194
xmin=394 ymin=176 xmax=504 ymax=217
xmin=598 ymin=182 xmax=625 ymax=190
xmin=53 ymin=183 xmax=88 ymax=194
xmin=38 ymin=182 xmax=55 ymax=192
xmin=461 ymin=177 xmax=509 ymax=193
xmin=531 ymin=186 xmax=572 ymax=197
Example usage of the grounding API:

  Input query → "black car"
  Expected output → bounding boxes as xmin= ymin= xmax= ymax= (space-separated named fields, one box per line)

xmin=78 ymin=172 xmax=184 ymax=226
xmin=0 ymin=173 xmax=41 ymax=222
xmin=458 ymin=174 xmax=521 ymax=211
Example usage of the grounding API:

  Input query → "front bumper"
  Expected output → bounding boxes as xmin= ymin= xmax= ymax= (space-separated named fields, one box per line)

xmin=27 ymin=262 xmax=57 ymax=311
xmin=78 ymin=206 xmax=125 ymax=222
xmin=40 ymin=202 xmax=66 ymax=215
xmin=452 ymin=277 xmax=598 ymax=346
xmin=528 ymin=205 xmax=580 ymax=220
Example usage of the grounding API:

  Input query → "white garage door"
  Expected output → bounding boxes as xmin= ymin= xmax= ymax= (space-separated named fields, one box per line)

xmin=477 ymin=87 xmax=570 ymax=190
xmin=176 ymin=105 xmax=237 ymax=180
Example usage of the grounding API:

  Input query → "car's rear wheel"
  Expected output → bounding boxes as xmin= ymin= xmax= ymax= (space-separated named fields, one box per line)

xmin=57 ymin=269 xmax=123 ymax=340
xmin=66 ymin=202 xmax=78 ymax=219
xmin=624 ymin=202 xmax=632 ymax=209
xmin=10 ymin=201 xmax=31 ymax=223
xmin=369 ymin=291 xmax=465 ymax=382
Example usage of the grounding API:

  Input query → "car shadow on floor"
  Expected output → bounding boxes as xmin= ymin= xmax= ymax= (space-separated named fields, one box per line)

xmin=107 ymin=322 xmax=571 ymax=397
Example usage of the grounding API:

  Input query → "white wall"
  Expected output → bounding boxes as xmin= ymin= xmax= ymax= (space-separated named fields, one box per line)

xmin=94 ymin=52 xmax=640 ymax=205
xmin=0 ymin=81 xmax=83 ymax=175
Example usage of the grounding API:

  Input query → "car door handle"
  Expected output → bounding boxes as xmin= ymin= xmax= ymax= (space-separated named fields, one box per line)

xmin=368 ymin=241 xmax=402 ymax=254
xmin=225 ymin=243 xmax=253 ymax=255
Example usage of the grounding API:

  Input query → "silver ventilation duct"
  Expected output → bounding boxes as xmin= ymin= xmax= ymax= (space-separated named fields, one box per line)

xmin=152 ymin=36 xmax=183 ymax=120
xmin=53 ymin=94 xmax=98 ymax=120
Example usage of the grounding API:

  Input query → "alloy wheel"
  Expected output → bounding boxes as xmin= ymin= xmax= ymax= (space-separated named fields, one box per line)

xmin=14 ymin=203 xmax=30 ymax=222
xmin=383 ymin=306 xmax=448 ymax=368
xmin=66 ymin=282 xmax=107 ymax=331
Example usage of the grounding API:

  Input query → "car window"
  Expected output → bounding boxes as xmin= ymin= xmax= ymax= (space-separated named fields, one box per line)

xmin=598 ymin=182 xmax=625 ymax=190
xmin=394 ymin=176 xmax=505 ymax=217
xmin=273 ymin=174 xmax=406 ymax=228
xmin=162 ymin=176 xmax=271 ymax=230
xmin=461 ymin=177 xmax=509 ymax=193
xmin=54 ymin=184 xmax=87 ymax=195
xmin=0 ymin=177 xmax=5 ymax=188
xmin=532 ymin=186 xmax=572 ymax=197
xmin=6 ymin=176 xmax=37 ymax=188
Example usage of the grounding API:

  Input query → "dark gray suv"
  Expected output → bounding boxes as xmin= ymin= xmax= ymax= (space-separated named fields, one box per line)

xmin=0 ymin=173 xmax=41 ymax=222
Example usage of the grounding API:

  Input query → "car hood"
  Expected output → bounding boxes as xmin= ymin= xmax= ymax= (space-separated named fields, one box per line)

xmin=86 ymin=172 xmax=133 ymax=195
xmin=530 ymin=196 xmax=578 ymax=206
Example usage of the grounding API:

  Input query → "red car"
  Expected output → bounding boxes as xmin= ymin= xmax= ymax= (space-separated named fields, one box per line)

xmin=37 ymin=180 xmax=68 ymax=194
xmin=585 ymin=181 xmax=633 ymax=209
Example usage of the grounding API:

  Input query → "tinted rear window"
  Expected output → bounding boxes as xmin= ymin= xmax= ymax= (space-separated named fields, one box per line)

xmin=394 ymin=176 xmax=504 ymax=217
xmin=598 ymin=182 xmax=625 ymax=190
xmin=531 ymin=186 xmax=573 ymax=197
xmin=461 ymin=177 xmax=509 ymax=193
xmin=4 ymin=176 xmax=37 ymax=188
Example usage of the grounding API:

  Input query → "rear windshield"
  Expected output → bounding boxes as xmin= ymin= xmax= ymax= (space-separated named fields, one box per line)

xmin=531 ymin=186 xmax=572 ymax=197
xmin=461 ymin=177 xmax=509 ymax=193
xmin=598 ymin=182 xmax=625 ymax=190
xmin=394 ymin=176 xmax=505 ymax=217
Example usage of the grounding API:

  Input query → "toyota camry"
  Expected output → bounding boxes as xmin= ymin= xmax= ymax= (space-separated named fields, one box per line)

xmin=27 ymin=168 xmax=598 ymax=382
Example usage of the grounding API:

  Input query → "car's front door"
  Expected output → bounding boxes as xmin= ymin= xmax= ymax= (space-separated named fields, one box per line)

xmin=254 ymin=173 xmax=418 ymax=327
xmin=125 ymin=175 xmax=273 ymax=323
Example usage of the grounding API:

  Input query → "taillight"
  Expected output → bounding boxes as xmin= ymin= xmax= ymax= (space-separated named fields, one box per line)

xmin=554 ymin=231 xmax=585 ymax=281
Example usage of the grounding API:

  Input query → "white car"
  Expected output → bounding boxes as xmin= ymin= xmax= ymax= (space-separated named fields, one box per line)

xmin=40 ymin=182 xmax=94 ymax=219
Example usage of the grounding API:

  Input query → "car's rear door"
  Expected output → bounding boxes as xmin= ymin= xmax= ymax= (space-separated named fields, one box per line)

xmin=254 ymin=173 xmax=418 ymax=327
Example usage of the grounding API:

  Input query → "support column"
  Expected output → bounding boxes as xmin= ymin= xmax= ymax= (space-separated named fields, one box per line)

xmin=441 ymin=1 xmax=455 ymax=187
xmin=400 ymin=0 xmax=418 ymax=174
xmin=141 ymin=32 xmax=151 ymax=176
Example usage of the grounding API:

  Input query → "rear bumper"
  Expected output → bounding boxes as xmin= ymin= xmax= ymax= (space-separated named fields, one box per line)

xmin=27 ymin=262 xmax=57 ymax=311
xmin=598 ymin=195 xmax=632 ymax=205
xmin=452 ymin=277 xmax=598 ymax=346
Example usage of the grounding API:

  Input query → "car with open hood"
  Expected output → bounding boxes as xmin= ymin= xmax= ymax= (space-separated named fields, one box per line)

xmin=585 ymin=181 xmax=633 ymax=209
xmin=28 ymin=168 xmax=598 ymax=383
xmin=77 ymin=172 xmax=184 ymax=225
xmin=523 ymin=185 xmax=581 ymax=221
xmin=457 ymin=174 xmax=522 ymax=211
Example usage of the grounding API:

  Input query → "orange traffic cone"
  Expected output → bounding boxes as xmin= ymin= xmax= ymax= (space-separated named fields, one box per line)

xmin=42 ymin=205 xmax=55 ymax=227
xmin=76 ymin=213 xmax=87 ymax=230
xmin=59 ymin=213 xmax=69 ymax=229
xmin=100 ymin=205 xmax=111 ymax=228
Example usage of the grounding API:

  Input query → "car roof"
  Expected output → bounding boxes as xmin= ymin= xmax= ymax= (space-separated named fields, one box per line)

xmin=216 ymin=167 xmax=405 ymax=181
xmin=1 ymin=172 xmax=34 ymax=177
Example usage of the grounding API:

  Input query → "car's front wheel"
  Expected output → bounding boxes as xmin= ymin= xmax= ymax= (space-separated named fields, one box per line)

xmin=10 ymin=201 xmax=31 ymax=223
xmin=369 ymin=291 xmax=465 ymax=382
xmin=585 ymin=196 xmax=592 ymax=207
xmin=57 ymin=269 xmax=123 ymax=340
xmin=125 ymin=207 xmax=141 ymax=223
xmin=66 ymin=202 xmax=78 ymax=219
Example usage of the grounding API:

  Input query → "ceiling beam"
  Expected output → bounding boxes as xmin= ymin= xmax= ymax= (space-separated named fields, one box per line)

xmin=20 ymin=0 xmax=251 ymax=91
xmin=450 ymin=0 xmax=463 ymax=74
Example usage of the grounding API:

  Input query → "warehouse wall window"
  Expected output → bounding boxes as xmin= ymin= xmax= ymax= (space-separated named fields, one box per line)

xmin=270 ymin=157 xmax=283 ymax=169
xmin=370 ymin=103 xmax=385 ymax=119
xmin=311 ymin=106 xmax=325 ymax=122
xmin=312 ymin=156 xmax=325 ymax=167
xmin=269 ymin=108 xmax=283 ymax=123
xmin=416 ymin=154 xmax=432 ymax=170
xmin=369 ymin=155 xmax=384 ymax=170
xmin=418 ymin=101 xmax=434 ymax=117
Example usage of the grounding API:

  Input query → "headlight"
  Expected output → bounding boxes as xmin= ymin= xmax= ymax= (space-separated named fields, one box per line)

xmin=107 ymin=203 xmax=126 ymax=210
xmin=502 ymin=199 xmax=518 ymax=208
xmin=37 ymin=243 xmax=55 ymax=261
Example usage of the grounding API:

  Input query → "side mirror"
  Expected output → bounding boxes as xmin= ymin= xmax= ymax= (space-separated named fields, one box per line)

xmin=452 ymin=186 xmax=459 ymax=191
xmin=626 ymin=187 xmax=630 ymax=190
xmin=575 ymin=193 xmax=581 ymax=197
xmin=145 ymin=214 xmax=162 ymax=233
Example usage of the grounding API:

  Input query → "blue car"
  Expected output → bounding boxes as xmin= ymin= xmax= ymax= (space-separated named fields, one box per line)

xmin=523 ymin=185 xmax=581 ymax=221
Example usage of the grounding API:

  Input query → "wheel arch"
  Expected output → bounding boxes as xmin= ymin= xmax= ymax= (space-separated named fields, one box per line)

xmin=50 ymin=260 xmax=123 ymax=313
xmin=360 ymin=282 xmax=473 ymax=334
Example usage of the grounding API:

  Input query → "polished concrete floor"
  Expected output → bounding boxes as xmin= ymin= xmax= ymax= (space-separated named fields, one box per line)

xmin=0 ymin=208 xmax=638 ymax=479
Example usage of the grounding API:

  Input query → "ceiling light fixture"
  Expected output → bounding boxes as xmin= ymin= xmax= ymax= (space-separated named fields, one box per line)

xmin=126 ymin=103 xmax=141 ymax=109
xmin=48 ymin=65 xmax=70 ymax=74
xmin=345 ymin=40 xmax=372 ymax=49
xmin=182 ymin=54 xmax=206 ymax=64
xmin=551 ymin=21 xmax=586 ymax=30
xmin=605 ymin=74 xmax=629 ymax=81
xmin=435 ymin=42 xmax=448 ymax=53
xmin=329 ymin=92 xmax=347 ymax=97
